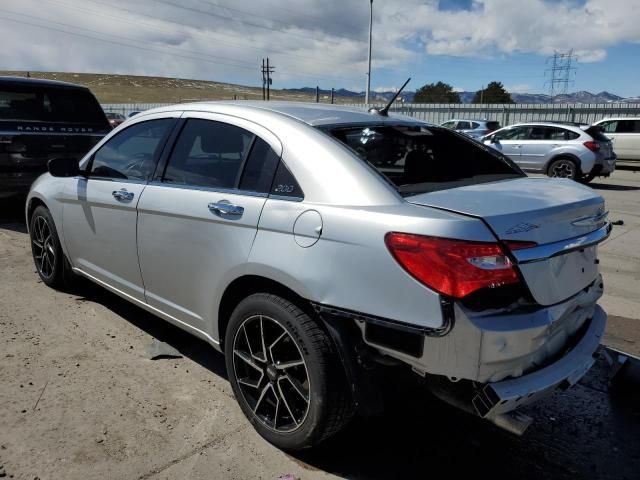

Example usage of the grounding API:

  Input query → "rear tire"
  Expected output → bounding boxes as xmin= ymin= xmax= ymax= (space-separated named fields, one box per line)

xmin=224 ymin=293 xmax=353 ymax=450
xmin=29 ymin=206 xmax=75 ymax=289
xmin=547 ymin=158 xmax=580 ymax=180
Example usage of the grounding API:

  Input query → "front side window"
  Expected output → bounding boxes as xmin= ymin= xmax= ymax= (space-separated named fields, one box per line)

xmin=325 ymin=124 xmax=523 ymax=196
xmin=494 ymin=126 xmax=529 ymax=141
xmin=90 ymin=119 xmax=174 ymax=180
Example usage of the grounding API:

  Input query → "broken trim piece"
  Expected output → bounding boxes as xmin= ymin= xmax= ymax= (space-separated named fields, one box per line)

xmin=311 ymin=301 xmax=453 ymax=338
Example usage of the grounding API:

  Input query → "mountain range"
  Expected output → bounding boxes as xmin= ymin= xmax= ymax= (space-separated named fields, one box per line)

xmin=282 ymin=87 xmax=640 ymax=104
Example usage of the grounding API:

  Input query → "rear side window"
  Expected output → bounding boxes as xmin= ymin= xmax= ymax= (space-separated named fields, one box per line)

xmin=326 ymin=124 xmax=523 ymax=196
xmin=527 ymin=126 xmax=576 ymax=141
xmin=471 ymin=122 xmax=480 ymax=129
xmin=163 ymin=119 xmax=254 ymax=189
xmin=586 ymin=126 xmax=611 ymax=142
xmin=90 ymin=119 xmax=174 ymax=181
xmin=239 ymin=137 xmax=280 ymax=193
xmin=0 ymin=84 xmax=107 ymax=126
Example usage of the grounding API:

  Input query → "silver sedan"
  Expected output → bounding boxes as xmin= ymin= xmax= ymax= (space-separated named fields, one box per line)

xmin=27 ymin=102 xmax=610 ymax=449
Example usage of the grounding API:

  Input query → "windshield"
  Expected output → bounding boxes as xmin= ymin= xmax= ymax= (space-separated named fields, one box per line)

xmin=0 ymin=85 xmax=108 ymax=125
xmin=322 ymin=124 xmax=525 ymax=195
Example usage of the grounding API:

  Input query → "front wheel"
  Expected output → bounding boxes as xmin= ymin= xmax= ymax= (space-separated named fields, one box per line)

xmin=224 ymin=293 xmax=353 ymax=450
xmin=547 ymin=158 xmax=580 ymax=180
xmin=29 ymin=205 xmax=75 ymax=289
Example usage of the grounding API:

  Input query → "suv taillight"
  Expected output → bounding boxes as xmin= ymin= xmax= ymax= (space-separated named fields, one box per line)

xmin=385 ymin=233 xmax=533 ymax=299
xmin=584 ymin=141 xmax=600 ymax=152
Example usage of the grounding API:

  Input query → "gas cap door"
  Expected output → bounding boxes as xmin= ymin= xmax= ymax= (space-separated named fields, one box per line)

xmin=293 ymin=210 xmax=323 ymax=247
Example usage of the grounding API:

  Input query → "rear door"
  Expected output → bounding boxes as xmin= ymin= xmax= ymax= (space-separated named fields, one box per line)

xmin=63 ymin=116 xmax=177 ymax=301
xmin=518 ymin=126 xmax=574 ymax=171
xmin=136 ymin=113 xmax=282 ymax=336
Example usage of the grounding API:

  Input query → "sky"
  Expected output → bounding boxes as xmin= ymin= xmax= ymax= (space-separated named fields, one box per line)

xmin=1 ymin=0 xmax=639 ymax=97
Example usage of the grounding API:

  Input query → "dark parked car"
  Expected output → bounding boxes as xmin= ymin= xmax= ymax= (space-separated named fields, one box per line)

xmin=105 ymin=111 xmax=126 ymax=128
xmin=0 ymin=76 xmax=110 ymax=198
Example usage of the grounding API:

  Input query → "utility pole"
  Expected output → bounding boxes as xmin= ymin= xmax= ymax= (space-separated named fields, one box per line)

xmin=331 ymin=88 xmax=334 ymax=104
xmin=365 ymin=0 xmax=373 ymax=106
xmin=545 ymin=49 xmax=577 ymax=97
xmin=261 ymin=59 xmax=266 ymax=100
xmin=261 ymin=58 xmax=275 ymax=101
xmin=316 ymin=86 xmax=320 ymax=103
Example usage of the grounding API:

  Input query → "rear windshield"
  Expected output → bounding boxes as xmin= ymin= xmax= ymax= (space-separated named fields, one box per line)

xmin=0 ymin=84 xmax=108 ymax=125
xmin=323 ymin=124 xmax=525 ymax=196
xmin=585 ymin=126 xmax=611 ymax=142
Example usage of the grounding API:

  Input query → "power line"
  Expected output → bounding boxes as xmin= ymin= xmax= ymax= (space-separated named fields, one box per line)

xmin=545 ymin=49 xmax=577 ymax=97
xmin=45 ymin=0 xmax=353 ymax=70
xmin=0 ymin=9 xmax=344 ymax=84
xmin=155 ymin=0 xmax=349 ymax=47
xmin=0 ymin=10 xmax=256 ymax=70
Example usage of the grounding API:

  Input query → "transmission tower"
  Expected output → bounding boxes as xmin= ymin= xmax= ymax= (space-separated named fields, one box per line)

xmin=545 ymin=49 xmax=577 ymax=97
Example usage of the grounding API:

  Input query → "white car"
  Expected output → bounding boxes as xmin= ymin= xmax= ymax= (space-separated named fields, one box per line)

xmin=593 ymin=118 xmax=640 ymax=161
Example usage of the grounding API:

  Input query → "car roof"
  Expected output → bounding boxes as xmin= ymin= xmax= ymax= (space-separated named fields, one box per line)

xmin=505 ymin=122 xmax=585 ymax=132
xmin=0 ymin=76 xmax=89 ymax=90
xmin=442 ymin=118 xmax=489 ymax=123
xmin=149 ymin=101 xmax=426 ymax=127
xmin=593 ymin=117 xmax=640 ymax=122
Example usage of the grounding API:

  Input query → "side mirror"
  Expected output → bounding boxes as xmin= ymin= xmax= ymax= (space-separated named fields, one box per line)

xmin=490 ymin=136 xmax=499 ymax=144
xmin=48 ymin=157 xmax=81 ymax=177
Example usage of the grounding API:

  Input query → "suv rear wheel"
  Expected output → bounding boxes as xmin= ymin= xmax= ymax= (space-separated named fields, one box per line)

xmin=547 ymin=157 xmax=580 ymax=180
xmin=225 ymin=293 xmax=353 ymax=450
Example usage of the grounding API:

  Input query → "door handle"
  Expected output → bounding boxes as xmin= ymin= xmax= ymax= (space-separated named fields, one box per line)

xmin=208 ymin=200 xmax=244 ymax=216
xmin=112 ymin=188 xmax=135 ymax=202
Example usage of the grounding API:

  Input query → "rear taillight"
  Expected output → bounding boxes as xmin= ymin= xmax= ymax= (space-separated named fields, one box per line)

xmin=583 ymin=141 xmax=600 ymax=152
xmin=385 ymin=233 xmax=526 ymax=299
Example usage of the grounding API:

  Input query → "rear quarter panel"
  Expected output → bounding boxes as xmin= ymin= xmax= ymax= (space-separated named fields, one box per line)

xmin=248 ymin=199 xmax=496 ymax=329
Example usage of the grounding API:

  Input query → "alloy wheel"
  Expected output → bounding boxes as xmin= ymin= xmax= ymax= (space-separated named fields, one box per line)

xmin=550 ymin=160 xmax=576 ymax=178
xmin=32 ymin=216 xmax=55 ymax=279
xmin=232 ymin=315 xmax=310 ymax=433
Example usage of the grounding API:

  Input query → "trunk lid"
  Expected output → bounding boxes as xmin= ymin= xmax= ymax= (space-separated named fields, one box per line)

xmin=407 ymin=177 xmax=607 ymax=305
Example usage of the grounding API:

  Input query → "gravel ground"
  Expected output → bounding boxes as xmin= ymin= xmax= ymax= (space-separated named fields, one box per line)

xmin=0 ymin=169 xmax=638 ymax=479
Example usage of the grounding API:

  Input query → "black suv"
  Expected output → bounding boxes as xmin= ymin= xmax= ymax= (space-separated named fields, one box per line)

xmin=0 ymin=77 xmax=111 ymax=198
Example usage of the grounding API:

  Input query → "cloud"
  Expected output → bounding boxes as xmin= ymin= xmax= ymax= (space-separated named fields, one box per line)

xmin=0 ymin=0 xmax=638 ymax=90
xmin=388 ymin=0 xmax=640 ymax=61
xmin=507 ymin=83 xmax=533 ymax=93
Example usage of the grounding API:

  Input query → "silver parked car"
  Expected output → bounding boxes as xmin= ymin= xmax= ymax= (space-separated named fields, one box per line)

xmin=27 ymin=102 xmax=610 ymax=449
xmin=440 ymin=118 xmax=501 ymax=138
xmin=482 ymin=121 xmax=616 ymax=182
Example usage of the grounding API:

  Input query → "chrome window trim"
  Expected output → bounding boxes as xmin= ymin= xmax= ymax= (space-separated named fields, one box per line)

xmin=513 ymin=223 xmax=612 ymax=264
xmin=147 ymin=181 xmax=269 ymax=198
xmin=268 ymin=194 xmax=304 ymax=202
xmin=75 ymin=176 xmax=148 ymax=186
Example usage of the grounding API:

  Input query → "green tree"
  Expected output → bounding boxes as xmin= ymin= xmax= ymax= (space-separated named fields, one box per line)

xmin=472 ymin=81 xmax=513 ymax=104
xmin=413 ymin=81 xmax=461 ymax=103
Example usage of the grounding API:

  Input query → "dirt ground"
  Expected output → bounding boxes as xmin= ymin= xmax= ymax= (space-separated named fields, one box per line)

xmin=0 ymin=170 xmax=639 ymax=480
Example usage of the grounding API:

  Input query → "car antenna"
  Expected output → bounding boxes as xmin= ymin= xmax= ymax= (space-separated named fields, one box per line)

xmin=369 ymin=77 xmax=411 ymax=117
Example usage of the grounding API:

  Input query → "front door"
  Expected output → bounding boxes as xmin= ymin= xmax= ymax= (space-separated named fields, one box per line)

xmin=136 ymin=113 xmax=282 ymax=338
xmin=487 ymin=126 xmax=530 ymax=165
xmin=63 ymin=117 xmax=176 ymax=301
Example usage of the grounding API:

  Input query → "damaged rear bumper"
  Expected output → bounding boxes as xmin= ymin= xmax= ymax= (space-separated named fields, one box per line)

xmin=474 ymin=304 xmax=606 ymax=420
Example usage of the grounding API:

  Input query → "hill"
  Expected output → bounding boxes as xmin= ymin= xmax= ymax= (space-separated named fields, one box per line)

xmin=0 ymin=71 xmax=362 ymax=104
